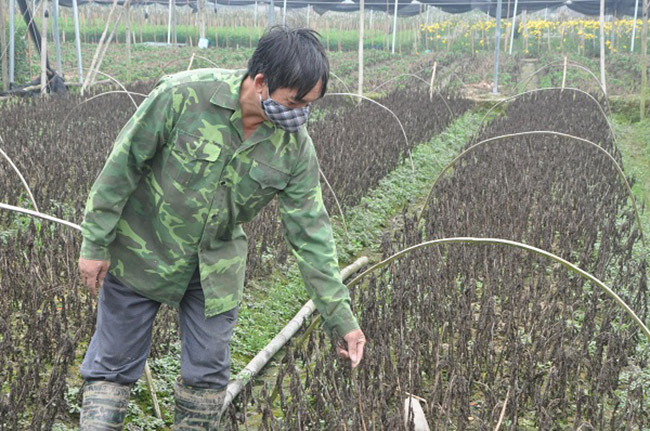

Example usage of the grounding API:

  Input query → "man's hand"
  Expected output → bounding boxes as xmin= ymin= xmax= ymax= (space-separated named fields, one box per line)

xmin=78 ymin=257 xmax=110 ymax=296
xmin=337 ymin=329 xmax=366 ymax=368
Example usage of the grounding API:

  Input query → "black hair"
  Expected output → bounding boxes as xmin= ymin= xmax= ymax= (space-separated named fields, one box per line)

xmin=247 ymin=26 xmax=329 ymax=100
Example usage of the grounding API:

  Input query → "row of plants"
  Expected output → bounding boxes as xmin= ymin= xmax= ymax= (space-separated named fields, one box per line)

xmin=223 ymin=89 xmax=649 ymax=429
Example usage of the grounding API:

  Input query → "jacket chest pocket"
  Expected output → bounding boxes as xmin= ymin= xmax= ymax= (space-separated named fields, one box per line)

xmin=237 ymin=160 xmax=291 ymax=212
xmin=249 ymin=161 xmax=291 ymax=191
xmin=167 ymin=130 xmax=222 ymax=189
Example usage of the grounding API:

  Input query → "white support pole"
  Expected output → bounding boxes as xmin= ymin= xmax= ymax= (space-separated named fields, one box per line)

xmin=508 ymin=0 xmax=518 ymax=54
xmin=391 ymin=0 xmax=398 ymax=54
xmin=282 ymin=0 xmax=286 ymax=25
xmin=493 ymin=0 xmax=503 ymax=94
xmin=1 ymin=0 xmax=7 ymax=91
xmin=632 ymin=0 xmax=640 ymax=52
xmin=599 ymin=0 xmax=607 ymax=95
xmin=72 ymin=0 xmax=83 ymax=83
xmin=9 ymin=0 xmax=15 ymax=85
xmin=199 ymin=0 xmax=206 ymax=40
xmin=306 ymin=4 xmax=309 ymax=27
xmin=425 ymin=5 xmax=429 ymax=26
xmin=254 ymin=0 xmax=258 ymax=27
xmin=358 ymin=0 xmax=364 ymax=98
xmin=52 ymin=0 xmax=62 ymax=76
xmin=40 ymin=0 xmax=48 ymax=95
xmin=167 ymin=0 xmax=173 ymax=44
xmin=267 ymin=0 xmax=275 ymax=27
xmin=642 ymin=0 xmax=648 ymax=119
xmin=125 ymin=0 xmax=131 ymax=81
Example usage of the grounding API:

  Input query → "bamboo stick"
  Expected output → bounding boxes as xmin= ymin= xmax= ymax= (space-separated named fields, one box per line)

xmin=345 ymin=238 xmax=650 ymax=341
xmin=81 ymin=0 xmax=119 ymax=94
xmin=428 ymin=61 xmax=436 ymax=101
xmin=418 ymin=130 xmax=645 ymax=245
xmin=87 ymin=11 xmax=122 ymax=88
xmin=220 ymin=256 xmax=370 ymax=414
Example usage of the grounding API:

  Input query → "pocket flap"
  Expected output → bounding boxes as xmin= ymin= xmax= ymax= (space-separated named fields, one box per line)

xmin=249 ymin=161 xmax=291 ymax=190
xmin=173 ymin=130 xmax=222 ymax=162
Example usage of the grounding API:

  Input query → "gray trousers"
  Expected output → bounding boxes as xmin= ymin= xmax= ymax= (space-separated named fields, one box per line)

xmin=81 ymin=268 xmax=238 ymax=389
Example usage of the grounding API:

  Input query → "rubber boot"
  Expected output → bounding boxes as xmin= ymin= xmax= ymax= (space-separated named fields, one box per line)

xmin=174 ymin=378 xmax=227 ymax=430
xmin=80 ymin=380 xmax=130 ymax=431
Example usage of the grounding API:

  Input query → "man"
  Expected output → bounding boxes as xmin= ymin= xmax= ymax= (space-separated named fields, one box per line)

xmin=78 ymin=27 xmax=366 ymax=429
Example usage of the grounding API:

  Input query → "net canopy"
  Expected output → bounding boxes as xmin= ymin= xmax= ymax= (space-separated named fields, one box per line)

xmin=53 ymin=0 xmax=643 ymax=17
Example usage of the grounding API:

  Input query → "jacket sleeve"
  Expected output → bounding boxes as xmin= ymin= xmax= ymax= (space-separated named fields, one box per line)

xmin=80 ymin=78 xmax=175 ymax=260
xmin=277 ymin=135 xmax=360 ymax=339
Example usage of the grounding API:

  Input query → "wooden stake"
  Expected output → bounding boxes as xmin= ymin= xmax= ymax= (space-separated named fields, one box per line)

xmin=187 ymin=52 xmax=194 ymax=71
xmin=561 ymin=55 xmax=567 ymax=90
xmin=522 ymin=10 xmax=528 ymax=52
xmin=429 ymin=61 xmax=437 ymax=101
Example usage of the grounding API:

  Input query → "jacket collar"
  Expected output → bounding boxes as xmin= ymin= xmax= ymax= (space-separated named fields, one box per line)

xmin=209 ymin=69 xmax=247 ymax=110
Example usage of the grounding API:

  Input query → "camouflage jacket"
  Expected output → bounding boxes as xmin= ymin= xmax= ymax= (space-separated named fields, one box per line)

xmin=80 ymin=68 xmax=359 ymax=338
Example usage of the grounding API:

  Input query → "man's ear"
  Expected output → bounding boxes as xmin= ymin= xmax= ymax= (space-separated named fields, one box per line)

xmin=253 ymin=73 xmax=266 ymax=95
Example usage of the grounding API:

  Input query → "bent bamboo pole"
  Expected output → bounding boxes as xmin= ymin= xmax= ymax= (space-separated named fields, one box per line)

xmin=319 ymin=167 xmax=348 ymax=235
xmin=326 ymin=92 xmax=415 ymax=172
xmin=418 ymin=130 xmax=645 ymax=245
xmin=344 ymin=238 xmax=650 ymax=340
xmin=0 ymin=202 xmax=163 ymax=419
xmin=515 ymin=60 xmax=606 ymax=98
xmin=479 ymin=87 xmax=615 ymax=140
xmin=220 ymin=256 xmax=369 ymax=414
xmin=344 ymin=237 xmax=650 ymax=344
xmin=0 ymin=144 xmax=40 ymax=212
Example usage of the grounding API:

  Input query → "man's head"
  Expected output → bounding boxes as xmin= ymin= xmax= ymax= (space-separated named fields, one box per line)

xmin=247 ymin=26 xmax=329 ymax=109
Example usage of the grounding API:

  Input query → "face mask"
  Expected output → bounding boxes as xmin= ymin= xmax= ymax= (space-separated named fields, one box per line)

xmin=260 ymin=94 xmax=311 ymax=133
